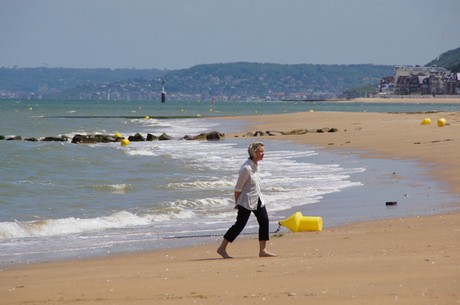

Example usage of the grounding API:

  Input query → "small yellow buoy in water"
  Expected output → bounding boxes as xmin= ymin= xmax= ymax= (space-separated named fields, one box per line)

xmin=421 ymin=118 xmax=431 ymax=125
xmin=209 ymin=108 xmax=213 ymax=112
xmin=145 ymin=116 xmax=150 ymax=120
xmin=120 ymin=138 xmax=130 ymax=147
xmin=437 ymin=118 xmax=446 ymax=127
xmin=29 ymin=107 xmax=33 ymax=111
xmin=115 ymin=132 xmax=122 ymax=138
xmin=309 ymin=109 xmax=314 ymax=112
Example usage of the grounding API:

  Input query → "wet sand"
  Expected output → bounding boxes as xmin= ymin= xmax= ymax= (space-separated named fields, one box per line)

xmin=1 ymin=106 xmax=459 ymax=305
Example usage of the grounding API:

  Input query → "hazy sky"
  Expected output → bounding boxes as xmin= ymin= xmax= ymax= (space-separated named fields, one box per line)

xmin=1 ymin=0 xmax=459 ymax=70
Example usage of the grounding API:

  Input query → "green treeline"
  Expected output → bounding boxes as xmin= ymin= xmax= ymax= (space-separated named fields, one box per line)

xmin=426 ymin=47 xmax=460 ymax=73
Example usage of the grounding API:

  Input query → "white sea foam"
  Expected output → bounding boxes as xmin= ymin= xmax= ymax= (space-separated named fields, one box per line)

xmin=0 ymin=211 xmax=151 ymax=238
xmin=167 ymin=179 xmax=234 ymax=190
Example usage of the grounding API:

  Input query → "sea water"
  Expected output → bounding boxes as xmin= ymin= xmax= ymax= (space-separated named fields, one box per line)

xmin=1 ymin=99 xmax=459 ymax=265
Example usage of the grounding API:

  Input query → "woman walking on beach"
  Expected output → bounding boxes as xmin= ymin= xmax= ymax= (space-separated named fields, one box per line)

xmin=217 ymin=142 xmax=277 ymax=259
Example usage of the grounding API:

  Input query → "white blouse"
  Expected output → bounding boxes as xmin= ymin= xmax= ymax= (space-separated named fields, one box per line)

xmin=235 ymin=159 xmax=265 ymax=210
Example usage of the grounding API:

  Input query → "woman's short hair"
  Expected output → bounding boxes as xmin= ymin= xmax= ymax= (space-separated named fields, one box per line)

xmin=248 ymin=142 xmax=264 ymax=159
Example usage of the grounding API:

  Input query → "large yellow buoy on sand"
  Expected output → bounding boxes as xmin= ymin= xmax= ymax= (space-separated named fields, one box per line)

xmin=421 ymin=118 xmax=431 ymax=125
xmin=120 ymin=138 xmax=130 ymax=147
xmin=437 ymin=118 xmax=446 ymax=127
xmin=278 ymin=212 xmax=323 ymax=232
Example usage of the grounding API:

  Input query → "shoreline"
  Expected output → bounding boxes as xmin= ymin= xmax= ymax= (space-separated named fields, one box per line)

xmin=350 ymin=97 xmax=460 ymax=104
xmin=2 ymin=109 xmax=459 ymax=304
xmin=283 ymin=96 xmax=460 ymax=104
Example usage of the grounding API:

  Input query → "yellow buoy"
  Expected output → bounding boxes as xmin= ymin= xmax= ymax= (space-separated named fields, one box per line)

xmin=278 ymin=212 xmax=323 ymax=232
xmin=145 ymin=116 xmax=150 ymax=120
xmin=421 ymin=118 xmax=431 ymax=125
xmin=437 ymin=118 xmax=446 ymax=127
xmin=120 ymin=138 xmax=130 ymax=147
xmin=29 ymin=107 xmax=33 ymax=111
xmin=115 ymin=132 xmax=122 ymax=138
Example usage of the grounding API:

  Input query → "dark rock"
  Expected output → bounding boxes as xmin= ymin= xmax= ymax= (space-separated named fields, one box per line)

xmin=253 ymin=131 xmax=266 ymax=137
xmin=128 ymin=133 xmax=145 ymax=142
xmin=242 ymin=132 xmax=255 ymax=137
xmin=7 ymin=136 xmax=22 ymax=141
xmin=329 ymin=128 xmax=339 ymax=133
xmin=25 ymin=137 xmax=39 ymax=141
xmin=71 ymin=134 xmax=117 ymax=144
xmin=206 ymin=131 xmax=224 ymax=140
xmin=193 ymin=133 xmax=208 ymax=140
xmin=182 ymin=135 xmax=196 ymax=140
xmin=282 ymin=129 xmax=307 ymax=135
xmin=72 ymin=134 xmax=88 ymax=144
xmin=158 ymin=133 xmax=173 ymax=140
xmin=316 ymin=127 xmax=330 ymax=133
xmin=182 ymin=131 xmax=224 ymax=141
xmin=94 ymin=134 xmax=117 ymax=143
xmin=146 ymin=133 xmax=158 ymax=141
xmin=265 ymin=130 xmax=283 ymax=136
xmin=42 ymin=136 xmax=69 ymax=142
xmin=0 ymin=135 xmax=5 ymax=140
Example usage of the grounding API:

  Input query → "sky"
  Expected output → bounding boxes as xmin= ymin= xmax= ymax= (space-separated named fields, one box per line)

xmin=1 ymin=0 xmax=459 ymax=70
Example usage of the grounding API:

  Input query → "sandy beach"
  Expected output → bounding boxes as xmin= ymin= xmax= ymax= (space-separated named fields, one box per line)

xmin=1 ymin=102 xmax=460 ymax=305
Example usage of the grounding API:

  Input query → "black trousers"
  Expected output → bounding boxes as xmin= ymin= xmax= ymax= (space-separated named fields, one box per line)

xmin=224 ymin=198 xmax=270 ymax=242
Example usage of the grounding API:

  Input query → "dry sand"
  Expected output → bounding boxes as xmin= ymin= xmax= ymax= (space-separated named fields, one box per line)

xmin=1 ymin=104 xmax=459 ymax=305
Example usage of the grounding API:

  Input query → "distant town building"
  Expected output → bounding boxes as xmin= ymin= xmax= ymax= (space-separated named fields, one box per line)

xmin=379 ymin=66 xmax=460 ymax=96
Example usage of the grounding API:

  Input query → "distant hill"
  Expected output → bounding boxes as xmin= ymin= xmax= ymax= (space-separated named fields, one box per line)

xmin=0 ymin=67 xmax=166 ymax=94
xmin=161 ymin=62 xmax=393 ymax=100
xmin=58 ymin=63 xmax=394 ymax=101
xmin=426 ymin=47 xmax=460 ymax=72
xmin=0 ymin=63 xmax=394 ymax=101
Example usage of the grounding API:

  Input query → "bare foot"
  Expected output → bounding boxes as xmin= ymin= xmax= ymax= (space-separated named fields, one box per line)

xmin=217 ymin=247 xmax=233 ymax=259
xmin=259 ymin=250 xmax=277 ymax=257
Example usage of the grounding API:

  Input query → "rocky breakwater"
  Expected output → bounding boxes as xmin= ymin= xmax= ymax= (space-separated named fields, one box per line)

xmin=0 ymin=127 xmax=339 ymax=144
xmin=240 ymin=127 xmax=339 ymax=137
xmin=0 ymin=131 xmax=226 ymax=144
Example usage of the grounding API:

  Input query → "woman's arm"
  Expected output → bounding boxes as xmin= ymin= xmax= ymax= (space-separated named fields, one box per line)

xmin=234 ymin=165 xmax=249 ymax=209
xmin=234 ymin=191 xmax=242 ymax=208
